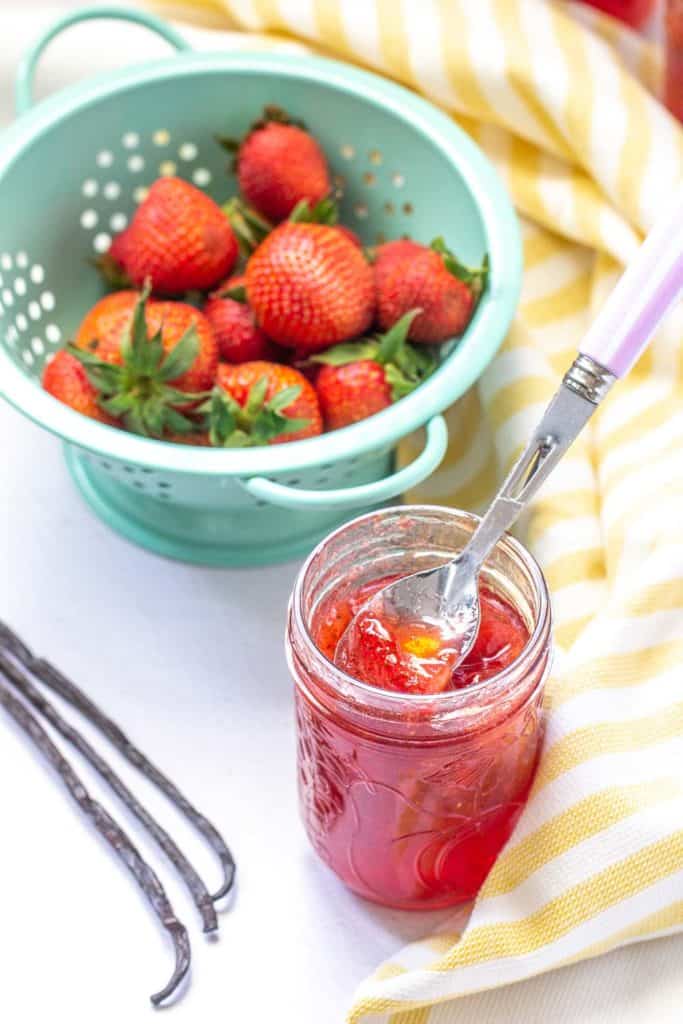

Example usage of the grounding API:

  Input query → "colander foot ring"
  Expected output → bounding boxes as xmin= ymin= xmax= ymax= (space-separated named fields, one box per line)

xmin=63 ymin=446 xmax=387 ymax=567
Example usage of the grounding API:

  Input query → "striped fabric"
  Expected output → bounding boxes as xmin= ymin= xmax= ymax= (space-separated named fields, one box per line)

xmin=153 ymin=2 xmax=683 ymax=1021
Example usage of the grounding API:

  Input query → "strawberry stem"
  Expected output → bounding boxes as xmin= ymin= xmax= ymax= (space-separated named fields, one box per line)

xmin=205 ymin=378 xmax=311 ymax=447
xmin=68 ymin=286 xmax=208 ymax=438
xmin=290 ymin=197 xmax=339 ymax=226
xmin=222 ymin=197 xmax=272 ymax=256
xmin=430 ymin=237 xmax=489 ymax=299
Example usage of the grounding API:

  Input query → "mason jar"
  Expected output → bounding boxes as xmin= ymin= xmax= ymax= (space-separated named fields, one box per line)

xmin=286 ymin=506 xmax=552 ymax=910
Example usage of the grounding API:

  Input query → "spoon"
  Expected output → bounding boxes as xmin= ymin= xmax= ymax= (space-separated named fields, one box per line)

xmin=337 ymin=193 xmax=683 ymax=682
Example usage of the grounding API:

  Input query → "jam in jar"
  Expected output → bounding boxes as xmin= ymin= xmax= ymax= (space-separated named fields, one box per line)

xmin=287 ymin=507 xmax=552 ymax=910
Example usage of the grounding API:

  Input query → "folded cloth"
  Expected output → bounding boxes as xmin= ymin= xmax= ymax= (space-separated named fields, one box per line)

xmin=153 ymin=2 xmax=683 ymax=1021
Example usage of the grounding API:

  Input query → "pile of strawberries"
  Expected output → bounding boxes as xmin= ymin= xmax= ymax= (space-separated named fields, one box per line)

xmin=43 ymin=107 xmax=486 ymax=447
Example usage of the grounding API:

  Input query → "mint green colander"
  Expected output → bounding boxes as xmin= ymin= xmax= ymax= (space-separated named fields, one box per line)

xmin=0 ymin=6 xmax=521 ymax=567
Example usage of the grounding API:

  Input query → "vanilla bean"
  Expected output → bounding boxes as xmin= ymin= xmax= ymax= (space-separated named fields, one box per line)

xmin=0 ymin=652 xmax=217 ymax=934
xmin=0 ymin=621 xmax=235 ymax=901
xmin=0 ymin=680 xmax=190 ymax=1006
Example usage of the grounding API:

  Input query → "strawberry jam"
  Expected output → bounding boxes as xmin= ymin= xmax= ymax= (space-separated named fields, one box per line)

xmin=287 ymin=508 xmax=552 ymax=910
xmin=317 ymin=574 xmax=529 ymax=695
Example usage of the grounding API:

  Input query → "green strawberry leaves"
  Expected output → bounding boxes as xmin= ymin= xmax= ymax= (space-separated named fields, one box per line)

xmin=222 ymin=196 xmax=273 ymax=256
xmin=290 ymin=197 xmax=339 ymax=226
xmin=68 ymin=286 xmax=208 ymax=439
xmin=215 ymin=281 xmax=247 ymax=303
xmin=430 ymin=237 xmax=489 ymax=300
xmin=204 ymin=377 xmax=311 ymax=447
xmin=311 ymin=309 xmax=436 ymax=401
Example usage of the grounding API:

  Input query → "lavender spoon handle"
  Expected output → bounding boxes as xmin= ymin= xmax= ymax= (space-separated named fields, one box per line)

xmin=580 ymin=190 xmax=683 ymax=377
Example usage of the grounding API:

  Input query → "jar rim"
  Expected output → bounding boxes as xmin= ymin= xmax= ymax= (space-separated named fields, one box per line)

xmin=291 ymin=504 xmax=552 ymax=713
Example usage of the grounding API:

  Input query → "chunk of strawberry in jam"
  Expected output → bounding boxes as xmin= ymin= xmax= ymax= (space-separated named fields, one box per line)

xmin=336 ymin=611 xmax=455 ymax=695
xmin=315 ymin=574 xmax=528 ymax=695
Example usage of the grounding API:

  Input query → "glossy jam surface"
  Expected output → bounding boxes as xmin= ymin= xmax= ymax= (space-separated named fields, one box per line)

xmin=295 ymin=573 xmax=546 ymax=910
xmin=316 ymin=574 xmax=528 ymax=694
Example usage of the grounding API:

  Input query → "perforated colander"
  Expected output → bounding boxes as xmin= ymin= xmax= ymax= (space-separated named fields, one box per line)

xmin=0 ymin=6 xmax=521 ymax=566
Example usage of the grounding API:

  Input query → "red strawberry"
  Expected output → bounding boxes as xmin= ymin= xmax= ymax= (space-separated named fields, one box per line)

xmin=42 ymin=350 xmax=118 ymax=426
xmin=228 ymin=107 xmax=331 ymax=223
xmin=246 ymin=222 xmax=374 ymax=354
xmin=106 ymin=177 xmax=238 ymax=294
xmin=312 ymin=310 xmax=434 ymax=430
xmin=204 ymin=275 xmax=278 ymax=364
xmin=374 ymin=238 xmax=487 ymax=343
xmin=70 ymin=288 xmax=218 ymax=437
xmin=74 ymin=290 xmax=218 ymax=395
xmin=210 ymin=361 xmax=323 ymax=446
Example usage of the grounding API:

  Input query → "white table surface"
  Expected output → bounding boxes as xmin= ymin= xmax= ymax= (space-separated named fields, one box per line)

xmin=1 ymin=3 xmax=682 ymax=1022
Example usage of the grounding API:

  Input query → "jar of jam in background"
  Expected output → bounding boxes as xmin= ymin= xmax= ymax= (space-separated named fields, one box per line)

xmin=286 ymin=507 xmax=553 ymax=911
xmin=578 ymin=0 xmax=658 ymax=29
xmin=666 ymin=1 xmax=683 ymax=121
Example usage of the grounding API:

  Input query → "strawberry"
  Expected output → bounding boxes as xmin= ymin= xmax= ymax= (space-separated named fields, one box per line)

xmin=204 ymin=275 xmax=278 ymax=364
xmin=224 ymin=106 xmax=331 ymax=223
xmin=312 ymin=310 xmax=434 ymax=430
xmin=69 ymin=288 xmax=217 ymax=437
xmin=105 ymin=177 xmax=238 ymax=295
xmin=73 ymin=290 xmax=218 ymax=395
xmin=208 ymin=361 xmax=322 ymax=446
xmin=246 ymin=222 xmax=374 ymax=354
xmin=42 ymin=350 xmax=118 ymax=426
xmin=374 ymin=238 xmax=488 ymax=343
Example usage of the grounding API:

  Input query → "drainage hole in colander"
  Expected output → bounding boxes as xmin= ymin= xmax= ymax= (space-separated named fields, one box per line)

xmin=362 ymin=172 xmax=376 ymax=187
xmin=157 ymin=481 xmax=171 ymax=489
xmin=286 ymin=477 xmax=301 ymax=486
xmin=14 ymin=278 xmax=26 ymax=296
xmin=133 ymin=481 xmax=145 ymax=490
xmin=30 ymin=265 xmax=45 ymax=285
xmin=315 ymin=475 xmax=329 ymax=486
xmin=140 ymin=467 xmax=153 ymax=475
xmin=392 ymin=173 xmax=406 ymax=188
xmin=158 ymin=493 xmax=170 ymax=501
xmin=255 ymin=500 xmax=268 ymax=509
xmin=100 ymin=460 xmax=112 ymax=470
xmin=340 ymin=144 xmax=355 ymax=160
xmin=15 ymin=314 xmax=28 ymax=332
xmin=31 ymin=338 xmax=43 ymax=356
xmin=93 ymin=233 xmax=111 ymax=254
xmin=123 ymin=465 xmax=135 ymax=474
xmin=353 ymin=203 xmax=369 ymax=220
xmin=45 ymin=324 xmax=62 ymax=344
xmin=369 ymin=149 xmax=383 ymax=165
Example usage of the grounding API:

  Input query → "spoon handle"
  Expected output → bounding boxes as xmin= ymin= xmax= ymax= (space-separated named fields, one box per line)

xmin=580 ymin=189 xmax=683 ymax=377
xmin=459 ymin=196 xmax=683 ymax=577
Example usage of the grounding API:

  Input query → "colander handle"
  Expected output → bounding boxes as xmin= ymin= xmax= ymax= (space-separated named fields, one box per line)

xmin=16 ymin=6 xmax=191 ymax=115
xmin=240 ymin=415 xmax=448 ymax=510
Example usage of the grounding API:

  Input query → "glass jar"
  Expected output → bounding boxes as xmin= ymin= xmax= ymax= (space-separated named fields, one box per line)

xmin=286 ymin=506 xmax=552 ymax=911
xmin=577 ymin=0 xmax=657 ymax=29
xmin=666 ymin=1 xmax=683 ymax=122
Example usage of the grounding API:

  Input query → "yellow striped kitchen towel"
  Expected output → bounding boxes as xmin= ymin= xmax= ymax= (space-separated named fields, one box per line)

xmin=151 ymin=2 xmax=683 ymax=1021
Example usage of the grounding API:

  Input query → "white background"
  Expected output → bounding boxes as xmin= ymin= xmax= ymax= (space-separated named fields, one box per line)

xmin=1 ymin=3 xmax=682 ymax=1022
